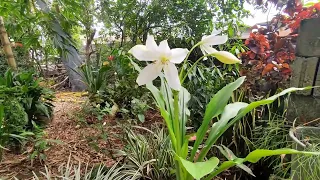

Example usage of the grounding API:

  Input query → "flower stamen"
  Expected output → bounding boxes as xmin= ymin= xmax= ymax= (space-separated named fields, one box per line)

xmin=160 ymin=56 xmax=169 ymax=65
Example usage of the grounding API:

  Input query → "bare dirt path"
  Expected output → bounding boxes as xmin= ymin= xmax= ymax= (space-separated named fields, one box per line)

xmin=0 ymin=92 xmax=120 ymax=179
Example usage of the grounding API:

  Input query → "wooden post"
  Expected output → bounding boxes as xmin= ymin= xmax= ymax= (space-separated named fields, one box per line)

xmin=0 ymin=16 xmax=17 ymax=70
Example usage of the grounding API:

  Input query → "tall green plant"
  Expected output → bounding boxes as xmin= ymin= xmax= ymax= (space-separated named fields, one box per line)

xmin=0 ymin=69 xmax=54 ymax=159
xmin=78 ymin=59 xmax=113 ymax=101
xmin=0 ymin=69 xmax=54 ymax=126
xmin=89 ymin=48 xmax=151 ymax=121
xmin=128 ymin=33 xmax=320 ymax=180
xmin=184 ymin=62 xmax=239 ymax=128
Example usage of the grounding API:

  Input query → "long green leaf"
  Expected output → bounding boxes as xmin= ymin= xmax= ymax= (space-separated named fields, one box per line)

xmin=244 ymin=149 xmax=320 ymax=163
xmin=179 ymin=87 xmax=190 ymax=147
xmin=237 ymin=87 xmax=312 ymax=120
xmin=160 ymin=77 xmax=174 ymax=124
xmin=199 ymin=102 xmax=248 ymax=160
xmin=0 ymin=104 xmax=4 ymax=127
xmin=205 ymin=161 xmax=236 ymax=179
xmin=215 ymin=145 xmax=254 ymax=176
xmin=191 ymin=77 xmax=246 ymax=161
xmin=202 ymin=86 xmax=314 ymax=163
xmin=35 ymin=103 xmax=50 ymax=117
xmin=0 ymin=77 xmax=5 ymax=86
xmin=206 ymin=148 xmax=320 ymax=180
xmin=129 ymin=58 xmax=176 ymax=146
xmin=8 ymin=134 xmax=27 ymax=140
xmin=179 ymin=156 xmax=219 ymax=180
xmin=222 ymin=87 xmax=314 ymax=140
xmin=5 ymin=69 xmax=13 ymax=87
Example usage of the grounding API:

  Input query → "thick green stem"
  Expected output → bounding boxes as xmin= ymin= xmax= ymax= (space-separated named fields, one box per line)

xmin=173 ymin=90 xmax=184 ymax=179
xmin=174 ymin=161 xmax=182 ymax=180
xmin=173 ymin=91 xmax=181 ymax=150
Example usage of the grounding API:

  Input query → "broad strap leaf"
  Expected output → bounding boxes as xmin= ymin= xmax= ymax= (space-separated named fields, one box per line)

xmin=207 ymin=102 xmax=248 ymax=145
xmin=206 ymin=148 xmax=320 ymax=180
xmin=191 ymin=76 xmax=246 ymax=160
xmin=215 ymin=145 xmax=255 ymax=177
xmin=244 ymin=148 xmax=320 ymax=163
xmin=179 ymin=86 xmax=190 ymax=146
xmin=198 ymin=102 xmax=248 ymax=161
xmin=179 ymin=157 xmax=219 ymax=180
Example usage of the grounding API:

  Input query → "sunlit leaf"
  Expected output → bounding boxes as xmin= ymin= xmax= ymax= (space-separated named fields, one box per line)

xmin=206 ymin=148 xmax=320 ymax=180
xmin=179 ymin=157 xmax=219 ymax=180
xmin=199 ymin=102 xmax=248 ymax=160
xmin=191 ymin=76 xmax=246 ymax=161
xmin=244 ymin=149 xmax=320 ymax=163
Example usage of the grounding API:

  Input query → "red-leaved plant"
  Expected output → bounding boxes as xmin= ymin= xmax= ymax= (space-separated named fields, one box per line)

xmin=241 ymin=0 xmax=320 ymax=96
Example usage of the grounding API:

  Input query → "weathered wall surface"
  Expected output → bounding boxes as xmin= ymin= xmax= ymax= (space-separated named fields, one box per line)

xmin=287 ymin=18 xmax=320 ymax=123
xmin=296 ymin=18 xmax=320 ymax=57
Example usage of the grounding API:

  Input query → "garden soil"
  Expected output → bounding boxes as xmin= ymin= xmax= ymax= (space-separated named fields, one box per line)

xmin=0 ymin=92 xmax=162 ymax=179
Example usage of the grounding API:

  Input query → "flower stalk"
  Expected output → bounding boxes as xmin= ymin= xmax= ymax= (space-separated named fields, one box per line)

xmin=126 ymin=33 xmax=311 ymax=180
xmin=179 ymin=42 xmax=202 ymax=80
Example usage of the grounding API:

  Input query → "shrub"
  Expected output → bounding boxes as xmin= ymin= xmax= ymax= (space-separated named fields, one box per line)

xmin=79 ymin=48 xmax=151 ymax=122
xmin=0 ymin=69 xmax=54 ymax=126
xmin=0 ymin=69 xmax=54 ymax=159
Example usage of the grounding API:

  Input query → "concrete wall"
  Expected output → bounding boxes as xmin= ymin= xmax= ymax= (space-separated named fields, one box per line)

xmin=287 ymin=18 xmax=320 ymax=123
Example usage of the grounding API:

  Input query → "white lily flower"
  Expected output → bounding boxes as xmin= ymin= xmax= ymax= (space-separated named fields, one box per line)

xmin=200 ymin=34 xmax=228 ymax=59
xmin=129 ymin=35 xmax=189 ymax=90
xmin=200 ymin=34 xmax=241 ymax=64
xmin=212 ymin=51 xmax=242 ymax=64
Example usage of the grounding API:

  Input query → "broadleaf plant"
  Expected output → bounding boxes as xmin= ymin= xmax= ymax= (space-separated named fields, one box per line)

xmin=129 ymin=33 xmax=319 ymax=180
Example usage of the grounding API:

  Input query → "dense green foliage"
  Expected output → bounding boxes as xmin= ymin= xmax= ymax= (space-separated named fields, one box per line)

xmin=0 ymin=69 xmax=54 ymax=125
xmin=0 ymin=69 xmax=54 ymax=159
xmin=78 ymin=47 xmax=151 ymax=122
xmin=2 ymin=0 xmax=319 ymax=179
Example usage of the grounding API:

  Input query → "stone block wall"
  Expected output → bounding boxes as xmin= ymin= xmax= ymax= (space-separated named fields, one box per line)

xmin=287 ymin=18 xmax=320 ymax=123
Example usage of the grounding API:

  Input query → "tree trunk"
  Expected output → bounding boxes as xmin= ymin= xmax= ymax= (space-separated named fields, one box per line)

xmin=0 ymin=16 xmax=17 ymax=70
xmin=120 ymin=29 xmax=125 ymax=47
xmin=85 ymin=29 xmax=96 ymax=62
xmin=35 ymin=0 xmax=86 ymax=91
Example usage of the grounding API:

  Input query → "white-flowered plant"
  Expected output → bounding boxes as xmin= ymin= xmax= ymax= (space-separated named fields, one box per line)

xmin=129 ymin=35 xmax=188 ymax=90
xmin=199 ymin=33 xmax=241 ymax=64
xmin=128 ymin=33 xmax=318 ymax=180
xmin=199 ymin=33 xmax=228 ymax=58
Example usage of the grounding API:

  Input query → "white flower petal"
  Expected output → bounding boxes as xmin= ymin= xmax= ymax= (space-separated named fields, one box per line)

xmin=163 ymin=62 xmax=181 ymax=90
xmin=136 ymin=62 xmax=163 ymax=85
xmin=146 ymin=35 xmax=158 ymax=51
xmin=212 ymin=51 xmax=242 ymax=64
xmin=159 ymin=40 xmax=171 ymax=55
xmin=200 ymin=46 xmax=208 ymax=60
xmin=202 ymin=34 xmax=228 ymax=45
xmin=129 ymin=45 xmax=159 ymax=61
xmin=170 ymin=48 xmax=189 ymax=64
xmin=201 ymin=35 xmax=209 ymax=41
xmin=201 ymin=45 xmax=218 ymax=55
